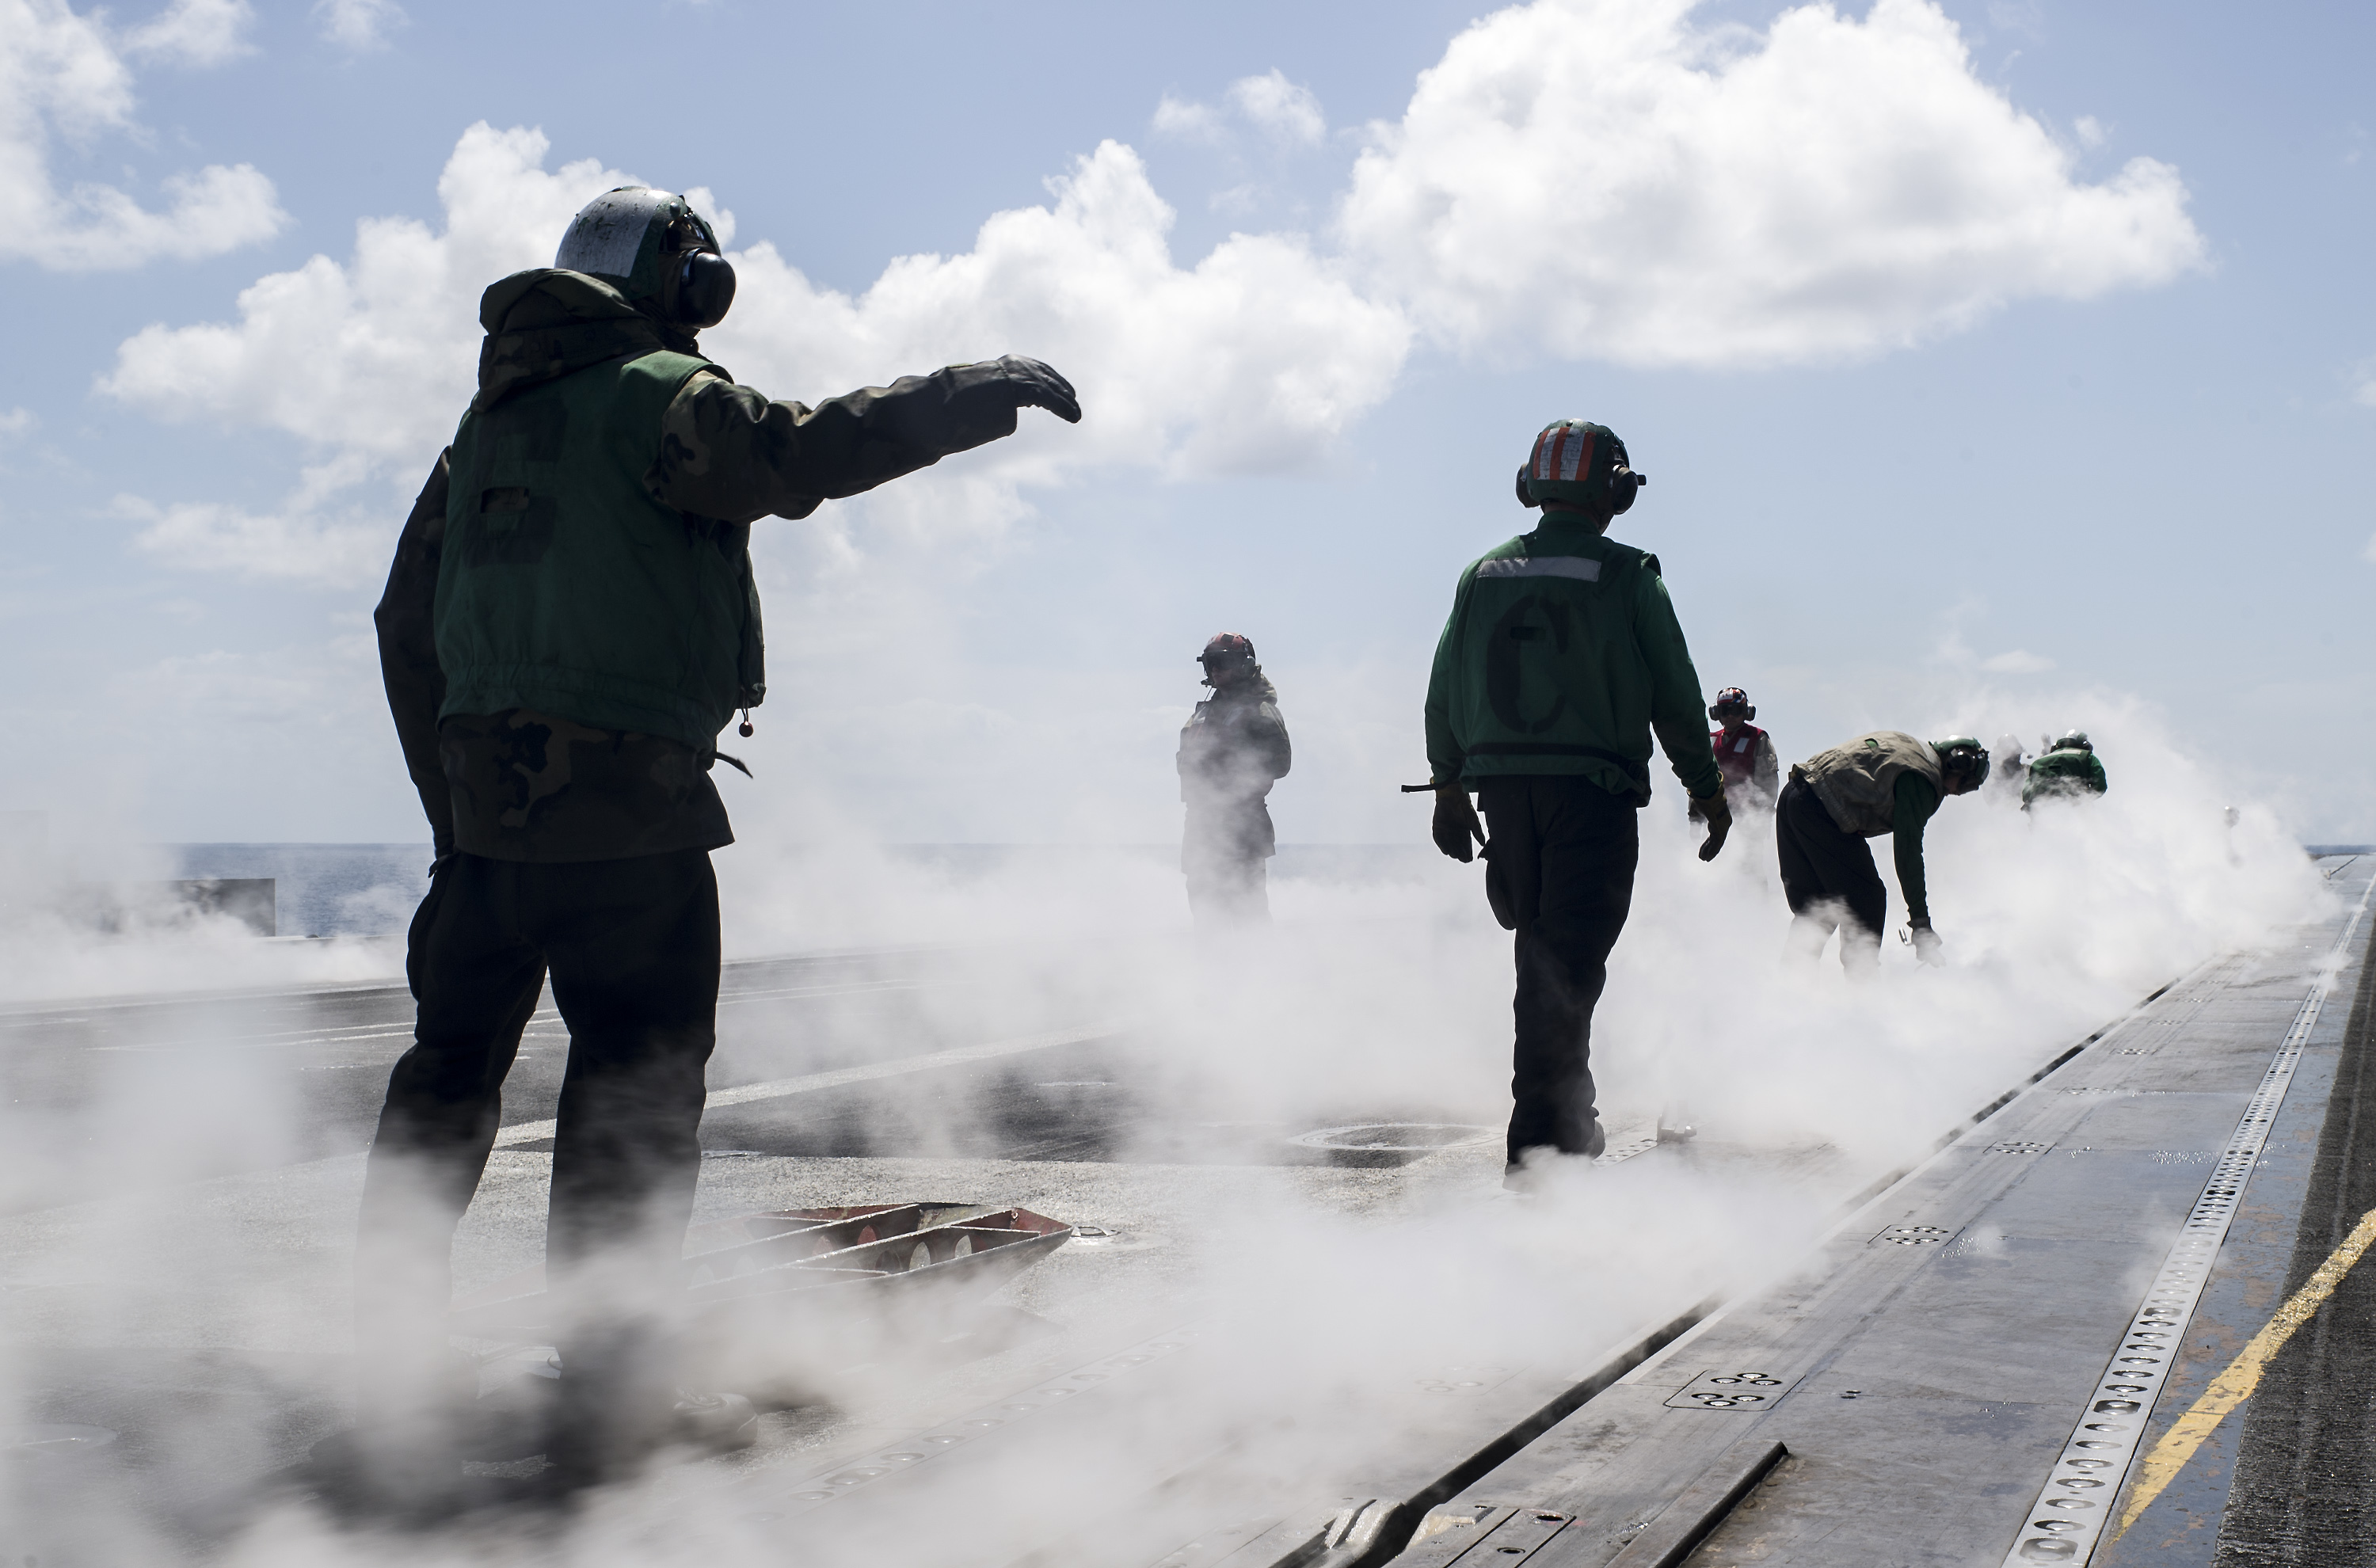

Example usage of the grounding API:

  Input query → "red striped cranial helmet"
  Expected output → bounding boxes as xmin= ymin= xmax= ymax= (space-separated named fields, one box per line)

xmin=1709 ymin=687 xmax=1754 ymax=722
xmin=1516 ymin=420 xmax=1646 ymax=516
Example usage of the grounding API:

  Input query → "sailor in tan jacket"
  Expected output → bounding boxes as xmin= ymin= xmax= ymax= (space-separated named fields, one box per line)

xmin=1776 ymin=731 xmax=1990 ymax=972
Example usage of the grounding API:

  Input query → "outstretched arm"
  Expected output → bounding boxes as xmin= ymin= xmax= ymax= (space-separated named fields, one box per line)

xmin=374 ymin=451 xmax=456 ymax=862
xmin=648 ymin=357 xmax=1079 ymax=523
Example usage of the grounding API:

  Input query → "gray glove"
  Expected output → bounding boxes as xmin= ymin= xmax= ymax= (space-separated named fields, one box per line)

xmin=1910 ymin=921 xmax=1945 ymax=965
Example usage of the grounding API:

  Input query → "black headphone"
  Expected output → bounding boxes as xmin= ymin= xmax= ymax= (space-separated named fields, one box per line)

xmin=1607 ymin=466 xmax=1645 ymax=515
xmin=1514 ymin=466 xmax=1648 ymax=512
xmin=1936 ymin=742 xmax=1992 ymax=788
xmin=663 ymin=250 xmax=737 ymax=329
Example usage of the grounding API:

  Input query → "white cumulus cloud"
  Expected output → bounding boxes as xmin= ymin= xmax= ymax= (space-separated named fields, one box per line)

xmin=1229 ymin=70 xmax=1326 ymax=146
xmin=1981 ymin=649 xmax=2056 ymax=675
xmin=97 ymin=4 xmax=2218 ymax=585
xmin=0 ymin=0 xmax=284 ymax=269
xmin=102 ymin=124 xmax=1410 ymax=584
xmin=117 ymin=449 xmax=395 ymax=586
xmin=1338 ymin=0 xmax=2207 ymax=367
xmin=105 ymin=124 xmax=638 ymax=466
xmin=313 ymin=0 xmax=402 ymax=51
xmin=713 ymin=139 xmax=1406 ymax=478
xmin=1154 ymin=70 xmax=1327 ymax=149
xmin=117 ymin=495 xmax=389 ymax=588
xmin=1152 ymin=93 xmax=1220 ymax=143
xmin=123 ymin=0 xmax=254 ymax=67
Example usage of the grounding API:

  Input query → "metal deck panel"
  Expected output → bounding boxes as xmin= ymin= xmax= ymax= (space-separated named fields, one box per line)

xmin=1394 ymin=862 xmax=2374 ymax=1567
xmin=2096 ymin=855 xmax=2376 ymax=1566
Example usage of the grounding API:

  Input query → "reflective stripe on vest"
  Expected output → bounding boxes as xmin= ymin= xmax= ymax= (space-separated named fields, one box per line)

xmin=1475 ymin=556 xmax=1602 ymax=582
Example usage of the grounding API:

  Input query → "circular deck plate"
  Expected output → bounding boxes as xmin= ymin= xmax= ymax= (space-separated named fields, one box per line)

xmin=1289 ymin=1123 xmax=1496 ymax=1152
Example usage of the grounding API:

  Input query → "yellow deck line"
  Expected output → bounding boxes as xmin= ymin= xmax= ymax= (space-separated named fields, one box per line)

xmin=2112 ymin=1203 xmax=2376 ymax=1539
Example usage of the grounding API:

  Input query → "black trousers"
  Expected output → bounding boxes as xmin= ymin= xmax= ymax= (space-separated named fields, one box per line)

xmin=1477 ymin=776 xmax=1639 ymax=1163
xmin=353 ymin=849 xmax=719 ymax=1438
xmin=1775 ymin=778 xmax=1887 ymax=972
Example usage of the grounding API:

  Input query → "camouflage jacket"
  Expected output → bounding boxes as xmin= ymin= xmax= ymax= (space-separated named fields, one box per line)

xmin=376 ymin=269 xmax=1037 ymax=863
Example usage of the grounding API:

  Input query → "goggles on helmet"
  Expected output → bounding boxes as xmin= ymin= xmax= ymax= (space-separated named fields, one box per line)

xmin=556 ymin=186 xmax=736 ymax=329
xmin=1933 ymin=737 xmax=1992 ymax=789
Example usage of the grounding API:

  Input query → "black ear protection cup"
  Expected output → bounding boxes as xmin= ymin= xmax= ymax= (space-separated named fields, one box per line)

xmin=1517 ymin=455 xmax=1647 ymax=512
xmin=1607 ymin=467 xmax=1646 ymax=515
xmin=666 ymin=251 xmax=737 ymax=329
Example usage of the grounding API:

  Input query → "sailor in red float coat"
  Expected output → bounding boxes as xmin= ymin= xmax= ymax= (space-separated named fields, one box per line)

xmin=1704 ymin=688 xmax=1779 ymax=812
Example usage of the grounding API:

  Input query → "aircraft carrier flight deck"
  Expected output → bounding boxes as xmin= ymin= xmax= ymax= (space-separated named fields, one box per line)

xmin=3 ymin=853 xmax=2372 ymax=1568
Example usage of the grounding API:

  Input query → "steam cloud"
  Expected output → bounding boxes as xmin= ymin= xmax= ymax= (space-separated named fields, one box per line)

xmin=0 ymin=695 xmax=2336 ymax=1564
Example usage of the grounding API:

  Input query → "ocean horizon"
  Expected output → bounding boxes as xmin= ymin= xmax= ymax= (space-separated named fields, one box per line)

xmin=157 ymin=843 xmax=1444 ymax=938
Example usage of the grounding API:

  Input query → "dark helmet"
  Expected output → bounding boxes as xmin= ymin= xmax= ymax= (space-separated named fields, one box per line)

xmin=555 ymin=186 xmax=737 ymax=329
xmin=1709 ymin=687 xmax=1754 ymax=722
xmin=1932 ymin=736 xmax=1992 ymax=789
xmin=1199 ymin=633 xmax=1258 ymax=685
xmin=2053 ymin=729 xmax=2093 ymax=753
xmin=1515 ymin=419 xmax=1647 ymax=516
xmin=1198 ymin=632 xmax=1255 ymax=689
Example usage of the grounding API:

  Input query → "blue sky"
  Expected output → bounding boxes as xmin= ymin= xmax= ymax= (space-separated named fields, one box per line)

xmin=2 ymin=0 xmax=2371 ymax=850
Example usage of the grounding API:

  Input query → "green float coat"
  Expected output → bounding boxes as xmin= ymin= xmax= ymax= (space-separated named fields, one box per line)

xmin=1424 ymin=516 xmax=1720 ymax=804
xmin=2024 ymin=748 xmax=2109 ymax=806
xmin=436 ymin=347 xmax=763 ymax=751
